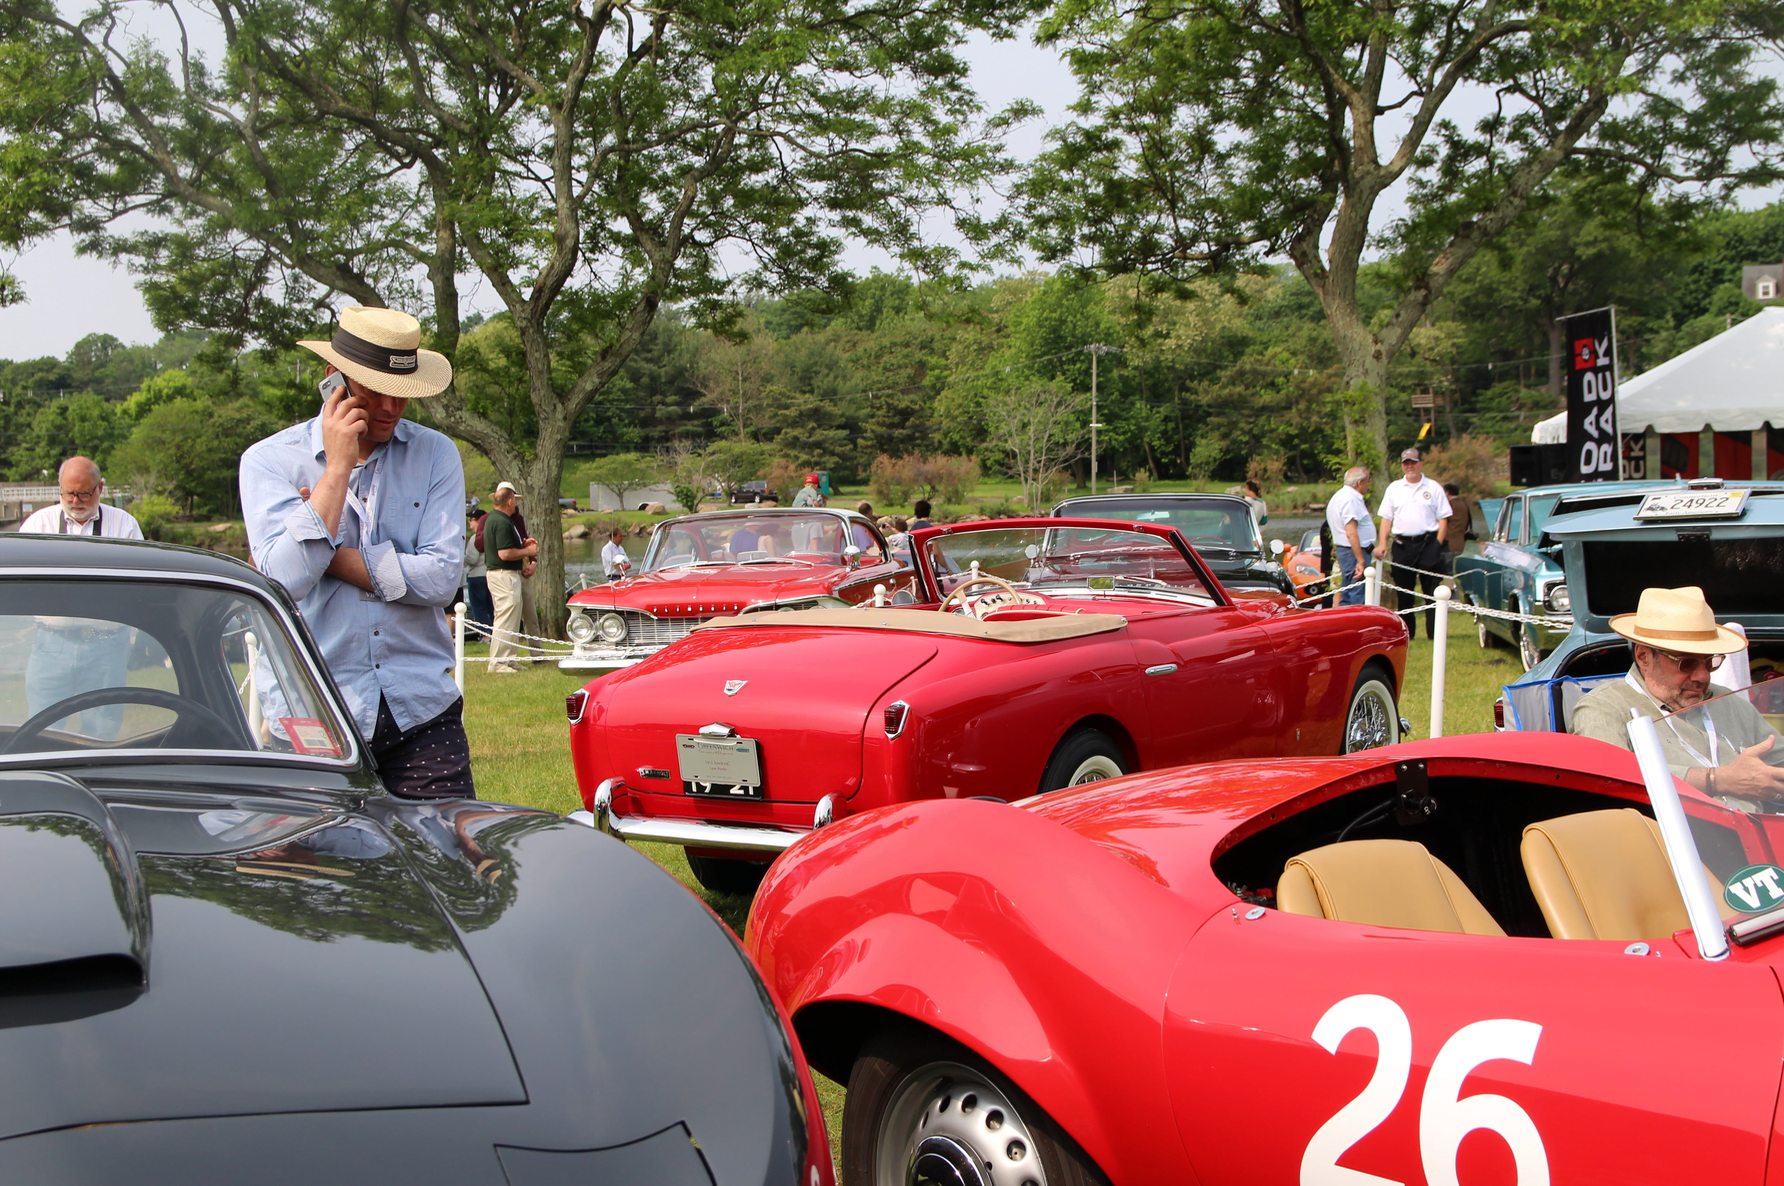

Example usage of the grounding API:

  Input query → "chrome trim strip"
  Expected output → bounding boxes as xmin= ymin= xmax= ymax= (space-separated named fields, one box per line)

xmin=0 ymin=567 xmax=363 ymax=768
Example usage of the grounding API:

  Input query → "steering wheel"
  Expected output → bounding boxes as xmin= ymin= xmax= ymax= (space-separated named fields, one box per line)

xmin=939 ymin=572 xmax=1026 ymax=618
xmin=1 ymin=687 xmax=244 ymax=754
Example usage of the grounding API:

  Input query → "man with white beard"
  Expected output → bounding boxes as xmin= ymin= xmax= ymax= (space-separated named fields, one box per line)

xmin=18 ymin=455 xmax=146 ymax=739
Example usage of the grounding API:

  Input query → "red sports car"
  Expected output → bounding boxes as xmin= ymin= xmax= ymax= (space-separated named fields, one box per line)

xmin=746 ymin=731 xmax=1784 ymax=1186
xmin=560 ymin=507 xmax=911 ymax=670
xmin=568 ymin=518 xmax=1408 ymax=892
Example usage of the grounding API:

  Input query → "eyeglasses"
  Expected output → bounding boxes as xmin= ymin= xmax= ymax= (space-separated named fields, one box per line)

xmin=60 ymin=487 xmax=98 ymax=500
xmin=1652 ymin=648 xmax=1723 ymax=673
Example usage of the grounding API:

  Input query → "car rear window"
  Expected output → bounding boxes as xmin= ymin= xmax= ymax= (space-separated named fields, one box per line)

xmin=1582 ymin=537 xmax=1784 ymax=618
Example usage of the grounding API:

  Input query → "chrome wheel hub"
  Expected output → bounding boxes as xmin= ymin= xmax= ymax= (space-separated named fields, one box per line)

xmin=1346 ymin=687 xmax=1393 ymax=751
xmin=878 ymin=1061 xmax=1047 ymax=1186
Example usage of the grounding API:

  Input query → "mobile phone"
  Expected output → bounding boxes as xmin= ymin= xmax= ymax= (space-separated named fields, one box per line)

xmin=318 ymin=372 xmax=347 ymax=401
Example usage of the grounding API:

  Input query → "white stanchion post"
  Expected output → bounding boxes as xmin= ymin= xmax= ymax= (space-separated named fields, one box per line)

xmin=1363 ymin=564 xmax=1379 ymax=607
xmin=1430 ymin=586 xmax=1450 ymax=739
xmin=873 ymin=584 xmax=887 ymax=607
xmin=1628 ymin=711 xmax=1730 ymax=961
xmin=454 ymin=601 xmax=466 ymax=694
xmin=244 ymin=630 xmax=262 ymax=747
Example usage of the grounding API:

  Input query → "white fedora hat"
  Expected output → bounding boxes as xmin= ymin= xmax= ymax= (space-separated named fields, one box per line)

xmin=298 ymin=306 xmax=453 ymax=399
xmin=1609 ymin=586 xmax=1746 ymax=655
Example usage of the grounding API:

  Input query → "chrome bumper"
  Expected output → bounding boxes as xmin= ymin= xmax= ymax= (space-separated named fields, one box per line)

xmin=556 ymin=646 xmax=657 ymax=672
xmin=566 ymin=779 xmax=833 ymax=854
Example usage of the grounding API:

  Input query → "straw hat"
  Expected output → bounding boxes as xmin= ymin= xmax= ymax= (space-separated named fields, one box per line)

xmin=1609 ymin=586 xmax=1746 ymax=655
xmin=298 ymin=306 xmax=452 ymax=399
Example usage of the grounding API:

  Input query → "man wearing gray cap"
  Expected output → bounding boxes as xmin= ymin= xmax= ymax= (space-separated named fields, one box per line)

xmin=1373 ymin=448 xmax=1451 ymax=638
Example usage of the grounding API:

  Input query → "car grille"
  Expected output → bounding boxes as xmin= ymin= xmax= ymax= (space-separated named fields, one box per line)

xmin=620 ymin=613 xmax=706 ymax=647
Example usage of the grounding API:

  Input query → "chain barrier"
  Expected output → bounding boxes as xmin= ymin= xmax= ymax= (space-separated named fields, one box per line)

xmin=457 ymin=614 xmax=577 ymax=663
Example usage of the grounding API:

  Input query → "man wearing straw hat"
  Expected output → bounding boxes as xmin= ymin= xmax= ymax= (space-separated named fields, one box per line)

xmin=240 ymin=306 xmax=473 ymax=798
xmin=1572 ymin=586 xmax=1784 ymax=809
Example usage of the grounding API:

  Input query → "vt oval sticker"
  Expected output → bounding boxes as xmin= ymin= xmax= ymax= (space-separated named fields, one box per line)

xmin=1724 ymin=864 xmax=1784 ymax=914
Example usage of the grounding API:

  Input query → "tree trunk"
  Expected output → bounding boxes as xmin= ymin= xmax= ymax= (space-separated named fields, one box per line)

xmin=524 ymin=419 xmax=571 ymax=642
xmin=1546 ymin=317 xmax=1565 ymax=396
xmin=1328 ymin=320 xmax=1391 ymax=477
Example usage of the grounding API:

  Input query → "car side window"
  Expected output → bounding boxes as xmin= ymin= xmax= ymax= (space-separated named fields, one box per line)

xmin=1492 ymin=499 xmax=1516 ymax=544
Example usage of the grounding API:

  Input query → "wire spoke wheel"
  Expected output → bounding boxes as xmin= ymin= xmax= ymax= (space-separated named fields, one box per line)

xmin=1343 ymin=670 xmax=1400 ymax=753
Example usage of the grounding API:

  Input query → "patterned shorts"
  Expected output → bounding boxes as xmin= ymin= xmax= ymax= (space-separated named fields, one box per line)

xmin=370 ymin=697 xmax=476 ymax=800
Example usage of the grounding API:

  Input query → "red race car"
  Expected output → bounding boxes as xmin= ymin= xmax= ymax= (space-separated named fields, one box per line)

xmin=568 ymin=517 xmax=1407 ymax=892
xmin=559 ymin=506 xmax=912 ymax=670
xmin=746 ymin=731 xmax=1784 ymax=1186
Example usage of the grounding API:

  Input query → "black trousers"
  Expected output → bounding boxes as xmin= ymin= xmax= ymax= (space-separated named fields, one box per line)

xmin=1390 ymin=532 xmax=1444 ymax=639
xmin=369 ymin=696 xmax=476 ymax=799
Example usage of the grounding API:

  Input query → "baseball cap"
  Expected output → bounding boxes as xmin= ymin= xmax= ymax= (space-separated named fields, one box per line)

xmin=1399 ymin=449 xmax=1422 ymax=462
xmin=805 ymin=473 xmax=819 ymax=483
xmin=495 ymin=481 xmax=520 ymax=496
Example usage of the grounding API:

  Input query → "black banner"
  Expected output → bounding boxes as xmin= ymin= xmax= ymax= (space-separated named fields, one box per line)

xmin=1562 ymin=307 xmax=1618 ymax=481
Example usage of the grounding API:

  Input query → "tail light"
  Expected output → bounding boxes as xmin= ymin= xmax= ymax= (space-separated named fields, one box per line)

xmin=566 ymin=689 xmax=589 ymax=724
xmin=1493 ymin=697 xmax=1505 ymax=730
xmin=884 ymin=700 xmax=910 ymax=738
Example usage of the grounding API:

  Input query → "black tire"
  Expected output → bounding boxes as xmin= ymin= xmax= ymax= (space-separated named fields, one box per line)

xmin=685 ymin=852 xmax=769 ymax=896
xmin=1342 ymin=663 xmax=1401 ymax=753
xmin=1471 ymin=596 xmax=1493 ymax=650
xmin=842 ymin=1024 xmax=1108 ymax=1186
xmin=1512 ymin=598 xmax=1543 ymax=671
xmin=1038 ymin=728 xmax=1127 ymax=793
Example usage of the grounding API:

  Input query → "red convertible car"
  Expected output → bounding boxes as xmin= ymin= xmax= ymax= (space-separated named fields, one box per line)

xmin=560 ymin=507 xmax=911 ymax=670
xmin=568 ymin=518 xmax=1407 ymax=892
xmin=747 ymin=730 xmax=1784 ymax=1186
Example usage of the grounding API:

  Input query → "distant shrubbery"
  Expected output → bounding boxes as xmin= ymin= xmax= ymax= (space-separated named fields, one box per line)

xmin=1421 ymin=433 xmax=1504 ymax=499
xmin=868 ymin=453 xmax=980 ymax=508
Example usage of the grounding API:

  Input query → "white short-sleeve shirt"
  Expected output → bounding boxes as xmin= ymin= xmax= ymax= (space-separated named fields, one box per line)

xmin=1325 ymin=485 xmax=1376 ymax=547
xmin=18 ymin=503 xmax=144 ymax=539
xmin=1376 ymin=476 xmax=1451 ymax=537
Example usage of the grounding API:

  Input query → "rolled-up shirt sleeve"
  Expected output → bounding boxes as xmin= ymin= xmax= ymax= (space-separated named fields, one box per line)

xmin=241 ymin=442 xmax=337 ymax=601
xmin=369 ymin=434 xmax=465 ymax=608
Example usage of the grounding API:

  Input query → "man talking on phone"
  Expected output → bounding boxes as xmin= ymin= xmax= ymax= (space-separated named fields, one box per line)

xmin=240 ymin=306 xmax=473 ymax=798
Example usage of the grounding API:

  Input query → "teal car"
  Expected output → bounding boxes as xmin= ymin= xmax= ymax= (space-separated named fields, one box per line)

xmin=1496 ymin=478 xmax=1784 ymax=732
xmin=1453 ymin=481 xmax=1653 ymax=670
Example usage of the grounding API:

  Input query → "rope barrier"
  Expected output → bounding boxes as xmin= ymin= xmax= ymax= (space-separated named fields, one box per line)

xmin=1290 ymin=569 xmax=1571 ymax=631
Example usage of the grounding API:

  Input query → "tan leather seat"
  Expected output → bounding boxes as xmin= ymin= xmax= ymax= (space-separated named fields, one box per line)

xmin=1278 ymin=839 xmax=1505 ymax=936
xmin=1521 ymin=808 xmax=1736 ymax=941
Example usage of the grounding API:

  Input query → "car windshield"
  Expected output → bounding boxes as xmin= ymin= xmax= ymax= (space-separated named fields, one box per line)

xmin=1057 ymin=499 xmax=1259 ymax=555
xmin=643 ymin=514 xmax=879 ymax=570
xmin=923 ymin=525 xmax=1215 ymax=601
xmin=1526 ymin=495 xmax=1561 ymax=540
xmin=0 ymin=579 xmax=351 ymax=761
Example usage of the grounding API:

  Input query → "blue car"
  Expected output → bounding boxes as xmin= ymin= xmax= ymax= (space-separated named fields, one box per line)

xmin=1494 ymin=478 xmax=1784 ymax=733
xmin=1454 ymin=480 xmax=1654 ymax=671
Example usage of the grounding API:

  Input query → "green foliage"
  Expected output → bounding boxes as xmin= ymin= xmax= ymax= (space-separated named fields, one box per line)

xmin=585 ymin=453 xmax=664 ymax=507
xmin=110 ymin=398 xmax=280 ymax=515
xmin=1023 ymin=0 xmax=1784 ymax=469
xmin=701 ymin=440 xmax=776 ymax=501
xmin=128 ymin=494 xmax=180 ymax=542
xmin=12 ymin=392 xmax=125 ymax=479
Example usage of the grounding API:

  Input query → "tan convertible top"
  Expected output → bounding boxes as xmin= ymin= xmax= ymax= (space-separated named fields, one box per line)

xmin=692 ymin=606 xmax=1128 ymax=643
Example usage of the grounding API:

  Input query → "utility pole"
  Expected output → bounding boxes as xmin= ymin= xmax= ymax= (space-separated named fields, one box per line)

xmin=1087 ymin=344 xmax=1116 ymax=494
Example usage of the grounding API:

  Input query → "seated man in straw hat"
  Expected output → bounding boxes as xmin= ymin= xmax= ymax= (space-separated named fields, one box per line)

xmin=1572 ymin=586 xmax=1784 ymax=810
xmin=240 ymin=305 xmax=473 ymax=799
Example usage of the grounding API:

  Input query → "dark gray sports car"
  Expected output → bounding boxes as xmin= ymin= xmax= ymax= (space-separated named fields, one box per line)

xmin=0 ymin=535 xmax=830 ymax=1185
xmin=1051 ymin=492 xmax=1296 ymax=596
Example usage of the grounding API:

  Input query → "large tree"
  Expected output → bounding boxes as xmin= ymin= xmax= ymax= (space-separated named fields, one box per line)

xmin=2 ymin=0 xmax=1031 ymax=632
xmin=1021 ymin=0 xmax=1784 ymax=471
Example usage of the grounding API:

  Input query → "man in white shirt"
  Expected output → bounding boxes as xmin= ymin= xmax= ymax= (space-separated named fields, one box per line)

xmin=601 ymin=527 xmax=632 ymax=581
xmin=18 ymin=456 xmax=145 ymax=739
xmin=18 ymin=456 xmax=145 ymax=539
xmin=1324 ymin=466 xmax=1374 ymax=606
xmin=1373 ymin=448 xmax=1451 ymax=638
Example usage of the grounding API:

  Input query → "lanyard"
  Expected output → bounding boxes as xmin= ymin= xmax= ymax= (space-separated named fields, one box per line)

xmin=1626 ymin=670 xmax=1720 ymax=768
xmin=58 ymin=506 xmax=101 ymax=535
xmin=342 ymin=456 xmax=382 ymax=544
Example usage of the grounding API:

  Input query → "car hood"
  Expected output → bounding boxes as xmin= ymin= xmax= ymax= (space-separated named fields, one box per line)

xmin=0 ymin=770 xmax=527 ymax=1137
xmin=569 ymin=563 xmax=850 ymax=615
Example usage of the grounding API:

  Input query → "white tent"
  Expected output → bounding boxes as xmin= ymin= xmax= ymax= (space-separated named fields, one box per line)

xmin=1532 ymin=306 xmax=1784 ymax=442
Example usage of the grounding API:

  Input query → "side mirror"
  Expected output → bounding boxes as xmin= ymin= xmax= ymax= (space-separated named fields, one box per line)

xmin=1270 ymin=539 xmax=1286 ymax=556
xmin=843 ymin=545 xmax=863 ymax=567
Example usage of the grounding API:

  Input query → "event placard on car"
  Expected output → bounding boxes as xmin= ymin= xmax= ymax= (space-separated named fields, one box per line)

xmin=1633 ymin=488 xmax=1750 ymax=520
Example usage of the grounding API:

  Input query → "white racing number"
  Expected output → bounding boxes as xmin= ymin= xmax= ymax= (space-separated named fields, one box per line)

xmin=1300 ymin=994 xmax=1549 ymax=1186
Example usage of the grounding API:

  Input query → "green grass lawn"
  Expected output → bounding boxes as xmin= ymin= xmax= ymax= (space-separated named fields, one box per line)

xmin=457 ymin=610 xmax=1514 ymax=1160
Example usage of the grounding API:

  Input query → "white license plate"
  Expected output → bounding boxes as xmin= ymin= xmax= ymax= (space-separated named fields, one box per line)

xmin=1634 ymin=489 xmax=1750 ymax=520
xmin=676 ymin=734 xmax=763 ymax=798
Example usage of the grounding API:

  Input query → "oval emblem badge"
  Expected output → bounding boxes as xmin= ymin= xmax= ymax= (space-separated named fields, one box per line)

xmin=1725 ymin=863 xmax=1784 ymax=914
xmin=724 ymin=680 xmax=747 ymax=696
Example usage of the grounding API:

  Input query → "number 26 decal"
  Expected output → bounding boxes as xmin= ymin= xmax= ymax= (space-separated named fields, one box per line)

xmin=1300 ymin=994 xmax=1549 ymax=1186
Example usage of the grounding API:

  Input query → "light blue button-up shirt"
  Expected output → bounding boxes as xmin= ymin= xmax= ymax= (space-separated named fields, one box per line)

xmin=240 ymin=416 xmax=465 ymax=737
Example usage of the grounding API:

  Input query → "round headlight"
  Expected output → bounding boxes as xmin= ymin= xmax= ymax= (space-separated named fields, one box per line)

xmin=566 ymin=612 xmax=597 ymax=644
xmin=597 ymin=613 xmax=629 ymax=643
xmin=1546 ymin=584 xmax=1571 ymax=614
